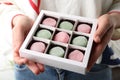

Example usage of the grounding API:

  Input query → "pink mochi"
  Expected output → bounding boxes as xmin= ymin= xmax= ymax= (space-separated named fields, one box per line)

xmin=54 ymin=31 xmax=70 ymax=43
xmin=42 ymin=17 xmax=57 ymax=27
xmin=30 ymin=42 xmax=46 ymax=53
xmin=68 ymin=50 xmax=84 ymax=62
xmin=77 ymin=24 xmax=91 ymax=33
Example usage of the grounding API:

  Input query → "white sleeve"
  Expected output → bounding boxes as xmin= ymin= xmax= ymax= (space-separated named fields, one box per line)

xmin=0 ymin=3 xmax=24 ymax=28
xmin=14 ymin=0 xmax=38 ymax=20
xmin=109 ymin=0 xmax=120 ymax=12
xmin=107 ymin=0 xmax=120 ymax=39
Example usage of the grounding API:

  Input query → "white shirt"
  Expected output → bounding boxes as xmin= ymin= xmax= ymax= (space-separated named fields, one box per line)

xmin=0 ymin=0 xmax=120 ymax=65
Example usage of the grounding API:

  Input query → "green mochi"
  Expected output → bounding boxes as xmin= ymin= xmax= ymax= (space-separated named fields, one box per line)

xmin=72 ymin=36 xmax=88 ymax=47
xmin=49 ymin=46 xmax=65 ymax=57
xmin=36 ymin=29 xmax=52 ymax=39
xmin=59 ymin=21 xmax=73 ymax=30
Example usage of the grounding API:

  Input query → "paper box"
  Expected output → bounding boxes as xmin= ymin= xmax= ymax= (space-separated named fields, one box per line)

xmin=19 ymin=10 xmax=97 ymax=74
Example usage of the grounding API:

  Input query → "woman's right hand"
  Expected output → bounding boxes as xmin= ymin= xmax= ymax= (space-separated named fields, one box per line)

xmin=12 ymin=15 xmax=44 ymax=75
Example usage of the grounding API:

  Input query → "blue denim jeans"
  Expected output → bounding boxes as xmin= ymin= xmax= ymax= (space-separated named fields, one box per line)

xmin=14 ymin=64 xmax=112 ymax=80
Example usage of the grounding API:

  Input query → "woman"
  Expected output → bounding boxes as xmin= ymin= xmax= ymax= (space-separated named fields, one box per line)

xmin=0 ymin=0 xmax=120 ymax=80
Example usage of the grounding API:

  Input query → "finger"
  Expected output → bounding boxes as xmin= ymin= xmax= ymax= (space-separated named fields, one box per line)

xmin=27 ymin=61 xmax=41 ymax=75
xmin=87 ymin=27 xmax=114 ymax=71
xmin=94 ymin=14 xmax=111 ymax=43
xmin=36 ymin=63 xmax=45 ymax=72
xmin=14 ymin=52 xmax=28 ymax=65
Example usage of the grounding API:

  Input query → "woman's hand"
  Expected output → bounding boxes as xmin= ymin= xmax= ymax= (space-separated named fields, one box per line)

xmin=87 ymin=13 xmax=119 ymax=71
xmin=12 ymin=15 xmax=44 ymax=75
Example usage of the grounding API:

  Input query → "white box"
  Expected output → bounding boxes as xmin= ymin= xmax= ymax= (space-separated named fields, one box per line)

xmin=19 ymin=10 xmax=97 ymax=74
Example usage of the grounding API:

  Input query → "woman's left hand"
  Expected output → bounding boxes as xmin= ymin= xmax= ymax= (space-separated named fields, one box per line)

xmin=87 ymin=13 xmax=116 ymax=71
